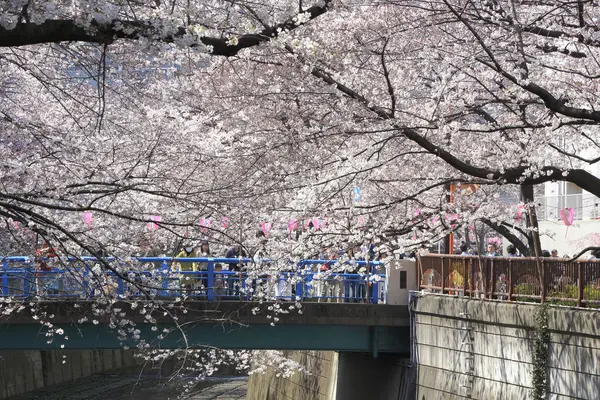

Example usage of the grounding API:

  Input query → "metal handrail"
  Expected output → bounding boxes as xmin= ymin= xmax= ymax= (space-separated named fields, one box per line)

xmin=0 ymin=256 xmax=386 ymax=303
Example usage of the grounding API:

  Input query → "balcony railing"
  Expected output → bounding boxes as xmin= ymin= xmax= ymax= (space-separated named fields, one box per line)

xmin=537 ymin=193 xmax=600 ymax=221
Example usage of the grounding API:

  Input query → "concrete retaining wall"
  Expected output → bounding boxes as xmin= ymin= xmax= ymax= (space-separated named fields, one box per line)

xmin=413 ymin=294 xmax=600 ymax=399
xmin=246 ymin=350 xmax=338 ymax=400
xmin=0 ymin=350 xmax=142 ymax=399
xmin=246 ymin=350 xmax=414 ymax=400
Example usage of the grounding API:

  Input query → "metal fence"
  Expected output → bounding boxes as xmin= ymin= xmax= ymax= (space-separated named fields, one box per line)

xmin=418 ymin=254 xmax=600 ymax=307
xmin=0 ymin=257 xmax=386 ymax=304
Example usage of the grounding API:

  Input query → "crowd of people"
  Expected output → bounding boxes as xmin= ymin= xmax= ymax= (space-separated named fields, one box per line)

xmin=457 ymin=242 xmax=600 ymax=260
xmin=164 ymin=233 xmax=389 ymax=302
xmin=6 ymin=231 xmax=391 ymax=301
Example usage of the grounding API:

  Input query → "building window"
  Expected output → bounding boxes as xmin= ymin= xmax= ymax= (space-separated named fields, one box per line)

xmin=400 ymin=271 xmax=407 ymax=289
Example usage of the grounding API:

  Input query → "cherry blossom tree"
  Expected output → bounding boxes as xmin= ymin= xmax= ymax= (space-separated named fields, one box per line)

xmin=1 ymin=0 xmax=600 ymax=386
xmin=1 ymin=0 xmax=599 ymax=252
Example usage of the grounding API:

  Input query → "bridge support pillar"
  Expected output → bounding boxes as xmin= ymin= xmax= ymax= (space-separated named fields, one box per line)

xmin=335 ymin=352 xmax=415 ymax=400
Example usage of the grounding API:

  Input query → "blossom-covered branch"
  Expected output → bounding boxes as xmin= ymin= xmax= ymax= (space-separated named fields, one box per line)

xmin=0 ymin=1 xmax=332 ymax=56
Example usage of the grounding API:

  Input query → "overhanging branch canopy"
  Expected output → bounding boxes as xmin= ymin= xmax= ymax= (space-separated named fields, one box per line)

xmin=0 ymin=1 xmax=332 ymax=56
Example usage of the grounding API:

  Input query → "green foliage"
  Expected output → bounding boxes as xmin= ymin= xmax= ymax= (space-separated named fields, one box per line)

xmin=514 ymin=283 xmax=539 ymax=303
xmin=514 ymin=283 xmax=538 ymax=295
xmin=515 ymin=282 xmax=600 ymax=306
xmin=530 ymin=304 xmax=549 ymax=400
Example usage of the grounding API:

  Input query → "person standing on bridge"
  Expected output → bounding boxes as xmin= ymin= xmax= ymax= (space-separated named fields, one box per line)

xmin=506 ymin=245 xmax=519 ymax=257
xmin=486 ymin=243 xmax=499 ymax=257
xmin=225 ymin=245 xmax=247 ymax=297
xmin=172 ymin=244 xmax=198 ymax=296
xmin=196 ymin=241 xmax=212 ymax=295
xmin=35 ymin=240 xmax=59 ymax=296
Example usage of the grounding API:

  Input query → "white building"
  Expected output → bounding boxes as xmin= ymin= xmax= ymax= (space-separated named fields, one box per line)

xmin=539 ymin=163 xmax=600 ymax=257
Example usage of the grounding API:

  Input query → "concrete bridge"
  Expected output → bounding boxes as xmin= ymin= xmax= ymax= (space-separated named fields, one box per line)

xmin=0 ymin=301 xmax=410 ymax=355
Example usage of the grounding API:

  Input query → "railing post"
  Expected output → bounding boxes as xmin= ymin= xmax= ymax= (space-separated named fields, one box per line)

xmin=2 ymin=269 xmax=8 ymax=297
xmin=462 ymin=258 xmax=468 ymax=297
xmin=440 ymin=258 xmax=446 ymax=294
xmin=417 ymin=256 xmax=422 ymax=290
xmin=82 ymin=267 xmax=90 ymax=299
xmin=160 ymin=260 xmax=169 ymax=297
xmin=241 ymin=272 xmax=247 ymax=300
xmin=482 ymin=259 xmax=488 ymax=300
xmin=207 ymin=258 xmax=215 ymax=301
xmin=117 ymin=273 xmax=125 ymax=297
xmin=295 ymin=270 xmax=304 ymax=300
xmin=577 ymin=262 xmax=583 ymax=307
xmin=541 ymin=259 xmax=547 ymax=303
xmin=371 ymin=278 xmax=378 ymax=304
xmin=23 ymin=268 xmax=31 ymax=298
xmin=508 ymin=260 xmax=513 ymax=301
xmin=489 ymin=260 xmax=495 ymax=300
xmin=468 ymin=258 xmax=473 ymax=298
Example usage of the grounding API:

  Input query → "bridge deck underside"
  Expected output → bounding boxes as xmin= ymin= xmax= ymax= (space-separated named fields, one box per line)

xmin=0 ymin=323 xmax=409 ymax=354
xmin=0 ymin=301 xmax=409 ymax=354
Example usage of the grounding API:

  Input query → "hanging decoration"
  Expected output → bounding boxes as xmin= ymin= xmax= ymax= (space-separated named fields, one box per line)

xmin=411 ymin=209 xmax=422 ymax=226
xmin=288 ymin=219 xmax=299 ymax=237
xmin=82 ymin=211 xmax=93 ymax=227
xmin=488 ymin=237 xmax=502 ymax=247
xmin=357 ymin=215 xmax=366 ymax=230
xmin=428 ymin=216 xmax=440 ymax=226
xmin=318 ymin=216 xmax=328 ymax=230
xmin=147 ymin=215 xmax=161 ymax=231
xmin=515 ymin=205 xmax=525 ymax=222
xmin=260 ymin=221 xmax=273 ymax=237
xmin=199 ymin=217 xmax=212 ymax=233
xmin=559 ymin=208 xmax=575 ymax=238
xmin=353 ymin=186 xmax=361 ymax=204
xmin=221 ymin=216 xmax=229 ymax=230
xmin=445 ymin=213 xmax=460 ymax=229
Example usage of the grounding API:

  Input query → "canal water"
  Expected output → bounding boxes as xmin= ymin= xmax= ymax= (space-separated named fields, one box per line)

xmin=8 ymin=375 xmax=247 ymax=400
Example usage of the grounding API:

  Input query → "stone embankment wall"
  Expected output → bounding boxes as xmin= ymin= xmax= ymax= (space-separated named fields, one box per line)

xmin=413 ymin=294 xmax=600 ymax=399
xmin=246 ymin=350 xmax=338 ymax=400
xmin=246 ymin=350 xmax=414 ymax=400
xmin=0 ymin=350 xmax=142 ymax=399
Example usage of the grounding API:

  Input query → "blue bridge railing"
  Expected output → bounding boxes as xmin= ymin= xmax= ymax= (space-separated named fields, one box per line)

xmin=0 ymin=257 xmax=386 ymax=304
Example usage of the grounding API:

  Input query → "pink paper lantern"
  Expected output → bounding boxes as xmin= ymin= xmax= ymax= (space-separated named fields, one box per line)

xmin=199 ymin=218 xmax=212 ymax=233
xmin=560 ymin=208 xmax=575 ymax=238
xmin=221 ymin=216 xmax=229 ymax=230
xmin=261 ymin=221 xmax=273 ymax=237
xmin=82 ymin=211 xmax=93 ymax=227
xmin=147 ymin=215 xmax=161 ymax=231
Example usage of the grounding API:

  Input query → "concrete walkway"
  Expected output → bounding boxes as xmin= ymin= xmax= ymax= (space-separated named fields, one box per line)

xmin=189 ymin=380 xmax=247 ymax=399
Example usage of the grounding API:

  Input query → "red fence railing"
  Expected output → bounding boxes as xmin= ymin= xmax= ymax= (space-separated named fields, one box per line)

xmin=417 ymin=254 xmax=600 ymax=307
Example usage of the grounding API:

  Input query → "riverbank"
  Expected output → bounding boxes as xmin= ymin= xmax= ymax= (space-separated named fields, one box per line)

xmin=8 ymin=375 xmax=247 ymax=400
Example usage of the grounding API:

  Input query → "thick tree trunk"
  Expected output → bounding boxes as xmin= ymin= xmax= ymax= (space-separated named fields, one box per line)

xmin=480 ymin=218 xmax=530 ymax=256
xmin=463 ymin=226 xmax=471 ymax=248
xmin=521 ymin=184 xmax=545 ymax=301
